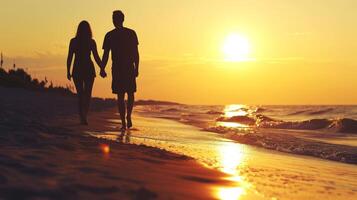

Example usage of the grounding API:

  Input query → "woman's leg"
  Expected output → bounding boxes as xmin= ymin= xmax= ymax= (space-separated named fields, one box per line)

xmin=83 ymin=77 xmax=94 ymax=122
xmin=73 ymin=78 xmax=85 ymax=123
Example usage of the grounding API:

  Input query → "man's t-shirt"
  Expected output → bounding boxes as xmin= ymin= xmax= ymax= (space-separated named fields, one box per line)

xmin=102 ymin=27 xmax=139 ymax=66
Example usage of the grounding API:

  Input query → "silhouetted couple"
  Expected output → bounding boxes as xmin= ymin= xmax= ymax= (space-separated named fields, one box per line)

xmin=66 ymin=10 xmax=139 ymax=131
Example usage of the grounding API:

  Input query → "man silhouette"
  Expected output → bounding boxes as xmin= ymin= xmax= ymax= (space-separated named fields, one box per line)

xmin=101 ymin=10 xmax=139 ymax=131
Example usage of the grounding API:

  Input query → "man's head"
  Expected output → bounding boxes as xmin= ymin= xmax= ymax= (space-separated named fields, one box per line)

xmin=113 ymin=10 xmax=125 ymax=28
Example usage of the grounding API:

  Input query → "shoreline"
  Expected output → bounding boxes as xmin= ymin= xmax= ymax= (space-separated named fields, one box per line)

xmin=89 ymin=109 xmax=357 ymax=200
xmin=136 ymin=109 xmax=357 ymax=165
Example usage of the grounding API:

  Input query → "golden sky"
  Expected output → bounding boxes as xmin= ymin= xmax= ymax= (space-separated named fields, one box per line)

xmin=1 ymin=0 xmax=357 ymax=105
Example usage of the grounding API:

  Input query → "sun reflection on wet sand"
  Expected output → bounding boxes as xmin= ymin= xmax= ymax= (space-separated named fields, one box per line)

xmin=219 ymin=143 xmax=245 ymax=174
xmin=213 ymin=142 xmax=251 ymax=200
xmin=100 ymin=144 xmax=110 ymax=154
xmin=217 ymin=187 xmax=245 ymax=200
xmin=212 ymin=105 xmax=262 ymax=199
xmin=88 ymin=116 xmax=259 ymax=199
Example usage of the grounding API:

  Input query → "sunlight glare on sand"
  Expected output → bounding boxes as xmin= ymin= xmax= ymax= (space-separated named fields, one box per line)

xmin=217 ymin=187 xmax=245 ymax=200
xmin=219 ymin=142 xmax=246 ymax=174
xmin=214 ymin=142 xmax=249 ymax=200
xmin=100 ymin=144 xmax=110 ymax=154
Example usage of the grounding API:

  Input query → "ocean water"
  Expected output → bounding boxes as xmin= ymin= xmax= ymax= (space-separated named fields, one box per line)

xmin=135 ymin=104 xmax=357 ymax=163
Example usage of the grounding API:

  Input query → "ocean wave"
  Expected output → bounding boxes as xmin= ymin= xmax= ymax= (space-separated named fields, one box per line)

xmin=206 ymin=110 xmax=224 ymax=115
xmin=287 ymin=110 xmax=311 ymax=116
xmin=216 ymin=116 xmax=256 ymax=125
xmin=204 ymin=123 xmax=357 ymax=164
xmin=262 ymin=118 xmax=357 ymax=133
xmin=308 ymin=108 xmax=335 ymax=115
xmin=329 ymin=118 xmax=357 ymax=133
xmin=216 ymin=114 xmax=357 ymax=133
xmin=161 ymin=108 xmax=181 ymax=112
xmin=255 ymin=107 xmax=267 ymax=113
xmin=255 ymin=114 xmax=276 ymax=123
xmin=260 ymin=119 xmax=332 ymax=130
xmin=229 ymin=131 xmax=357 ymax=164
xmin=287 ymin=108 xmax=335 ymax=116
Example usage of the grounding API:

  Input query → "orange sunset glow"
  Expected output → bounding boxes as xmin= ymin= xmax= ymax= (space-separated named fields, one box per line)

xmin=2 ymin=0 xmax=357 ymax=105
xmin=2 ymin=1 xmax=357 ymax=200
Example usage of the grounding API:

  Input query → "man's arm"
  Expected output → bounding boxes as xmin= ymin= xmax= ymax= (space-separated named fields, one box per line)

xmin=134 ymin=45 xmax=139 ymax=77
xmin=101 ymin=33 xmax=110 ymax=70
xmin=99 ymin=49 xmax=109 ymax=78
xmin=101 ymin=49 xmax=110 ymax=70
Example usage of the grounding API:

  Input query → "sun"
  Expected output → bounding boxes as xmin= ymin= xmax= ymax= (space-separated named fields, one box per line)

xmin=222 ymin=34 xmax=252 ymax=62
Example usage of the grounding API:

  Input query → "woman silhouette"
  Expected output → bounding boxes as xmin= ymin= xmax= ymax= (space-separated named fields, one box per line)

xmin=67 ymin=21 xmax=102 ymax=125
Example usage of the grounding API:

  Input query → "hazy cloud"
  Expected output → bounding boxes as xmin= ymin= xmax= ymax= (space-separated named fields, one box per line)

xmin=2 ymin=52 xmax=65 ymax=70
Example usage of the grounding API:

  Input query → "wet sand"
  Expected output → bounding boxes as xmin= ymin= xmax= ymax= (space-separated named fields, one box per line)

xmin=88 ymin=109 xmax=357 ymax=200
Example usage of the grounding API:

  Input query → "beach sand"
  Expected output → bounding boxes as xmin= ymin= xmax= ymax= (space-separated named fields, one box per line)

xmin=0 ymin=87 xmax=232 ymax=199
xmin=1 ymin=87 xmax=357 ymax=200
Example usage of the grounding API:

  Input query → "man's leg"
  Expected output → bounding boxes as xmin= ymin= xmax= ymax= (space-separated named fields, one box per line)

xmin=127 ymin=92 xmax=135 ymax=128
xmin=117 ymin=92 xmax=126 ymax=130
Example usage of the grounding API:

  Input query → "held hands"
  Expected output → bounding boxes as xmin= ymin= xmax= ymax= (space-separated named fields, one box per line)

xmin=99 ymin=61 xmax=107 ymax=78
xmin=100 ymin=68 xmax=107 ymax=78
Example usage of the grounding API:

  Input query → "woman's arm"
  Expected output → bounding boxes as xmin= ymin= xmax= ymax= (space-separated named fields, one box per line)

xmin=66 ymin=39 xmax=74 ymax=80
xmin=91 ymin=40 xmax=102 ymax=68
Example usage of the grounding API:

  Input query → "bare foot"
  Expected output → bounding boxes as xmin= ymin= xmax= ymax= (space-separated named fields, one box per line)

xmin=120 ymin=125 xmax=126 ymax=132
xmin=127 ymin=117 xmax=132 ymax=129
xmin=80 ymin=118 xmax=88 ymax=125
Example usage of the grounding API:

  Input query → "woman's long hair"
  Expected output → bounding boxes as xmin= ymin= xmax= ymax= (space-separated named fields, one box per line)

xmin=76 ymin=21 xmax=92 ymax=40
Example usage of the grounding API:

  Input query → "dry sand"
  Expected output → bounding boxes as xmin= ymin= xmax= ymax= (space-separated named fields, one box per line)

xmin=0 ymin=87 xmax=231 ymax=199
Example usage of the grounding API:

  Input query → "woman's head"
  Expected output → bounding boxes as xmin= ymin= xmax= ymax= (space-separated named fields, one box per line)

xmin=76 ymin=21 xmax=92 ymax=40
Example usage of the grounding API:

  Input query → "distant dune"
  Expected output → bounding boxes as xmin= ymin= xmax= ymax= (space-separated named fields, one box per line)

xmin=0 ymin=67 xmax=74 ymax=96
